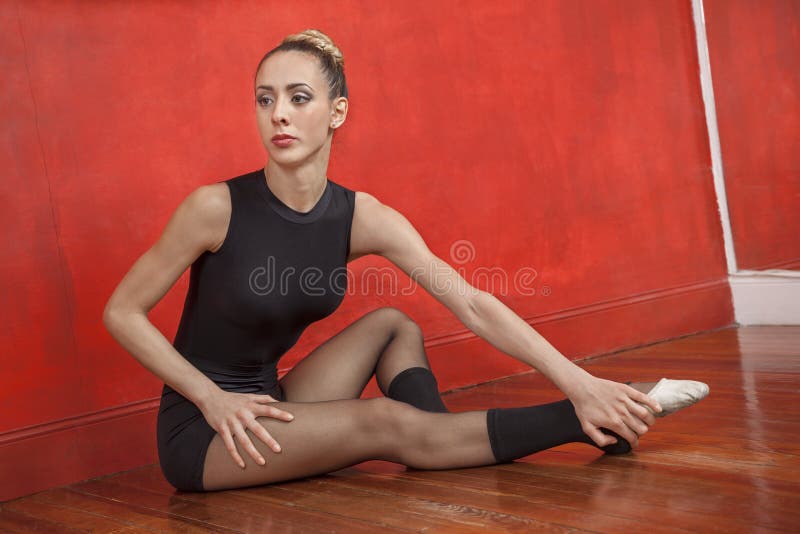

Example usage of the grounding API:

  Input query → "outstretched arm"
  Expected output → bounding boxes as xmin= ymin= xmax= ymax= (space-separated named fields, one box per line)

xmin=349 ymin=191 xmax=660 ymax=447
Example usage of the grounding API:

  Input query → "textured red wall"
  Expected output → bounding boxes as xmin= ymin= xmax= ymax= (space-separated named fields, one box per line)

xmin=704 ymin=0 xmax=800 ymax=270
xmin=1 ymin=0 xmax=734 ymax=500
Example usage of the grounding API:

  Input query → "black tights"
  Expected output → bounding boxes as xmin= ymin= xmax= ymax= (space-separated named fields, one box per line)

xmin=200 ymin=307 xmax=628 ymax=491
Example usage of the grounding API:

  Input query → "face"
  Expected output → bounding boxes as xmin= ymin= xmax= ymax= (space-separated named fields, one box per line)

xmin=254 ymin=50 xmax=347 ymax=166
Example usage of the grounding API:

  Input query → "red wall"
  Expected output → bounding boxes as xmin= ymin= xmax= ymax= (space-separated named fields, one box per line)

xmin=704 ymin=0 xmax=800 ymax=271
xmin=1 ymin=0 xmax=739 ymax=500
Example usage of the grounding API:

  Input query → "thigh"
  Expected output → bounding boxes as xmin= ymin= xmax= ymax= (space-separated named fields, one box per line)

xmin=279 ymin=307 xmax=409 ymax=402
xmin=201 ymin=397 xmax=408 ymax=491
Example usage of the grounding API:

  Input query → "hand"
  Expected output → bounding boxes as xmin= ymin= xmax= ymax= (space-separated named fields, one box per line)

xmin=568 ymin=375 xmax=662 ymax=449
xmin=198 ymin=389 xmax=295 ymax=468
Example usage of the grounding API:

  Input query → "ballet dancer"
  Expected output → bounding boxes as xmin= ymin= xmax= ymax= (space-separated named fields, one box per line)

xmin=103 ymin=29 xmax=708 ymax=492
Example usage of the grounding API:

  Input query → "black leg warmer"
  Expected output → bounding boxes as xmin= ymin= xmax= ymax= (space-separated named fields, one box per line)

xmin=386 ymin=366 xmax=449 ymax=413
xmin=486 ymin=398 xmax=631 ymax=463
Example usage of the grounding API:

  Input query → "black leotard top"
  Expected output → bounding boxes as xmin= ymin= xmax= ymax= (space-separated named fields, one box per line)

xmin=156 ymin=168 xmax=356 ymax=491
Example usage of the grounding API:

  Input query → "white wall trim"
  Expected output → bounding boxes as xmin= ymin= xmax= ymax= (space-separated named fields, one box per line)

xmin=729 ymin=270 xmax=800 ymax=325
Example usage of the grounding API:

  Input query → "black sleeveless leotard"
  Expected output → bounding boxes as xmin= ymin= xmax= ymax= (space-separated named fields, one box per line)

xmin=156 ymin=168 xmax=355 ymax=491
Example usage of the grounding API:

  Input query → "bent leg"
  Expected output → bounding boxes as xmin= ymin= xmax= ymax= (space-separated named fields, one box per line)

xmin=280 ymin=307 xmax=449 ymax=411
xmin=202 ymin=397 xmax=493 ymax=491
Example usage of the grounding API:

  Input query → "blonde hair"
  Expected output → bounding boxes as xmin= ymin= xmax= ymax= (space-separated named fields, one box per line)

xmin=255 ymin=29 xmax=348 ymax=99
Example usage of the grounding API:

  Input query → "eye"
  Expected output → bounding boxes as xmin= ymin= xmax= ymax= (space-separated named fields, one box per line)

xmin=292 ymin=93 xmax=311 ymax=103
xmin=257 ymin=95 xmax=272 ymax=106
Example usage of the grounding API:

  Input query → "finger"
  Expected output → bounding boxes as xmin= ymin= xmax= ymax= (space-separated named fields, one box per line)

xmin=251 ymin=394 xmax=276 ymax=402
xmin=625 ymin=398 xmax=656 ymax=426
xmin=247 ymin=418 xmax=282 ymax=454
xmin=220 ymin=423 xmax=245 ymax=469
xmin=583 ymin=422 xmax=617 ymax=447
xmin=625 ymin=385 xmax=662 ymax=414
xmin=610 ymin=418 xmax=639 ymax=448
xmin=256 ymin=403 xmax=295 ymax=421
xmin=623 ymin=410 xmax=649 ymax=437
xmin=231 ymin=419 xmax=266 ymax=466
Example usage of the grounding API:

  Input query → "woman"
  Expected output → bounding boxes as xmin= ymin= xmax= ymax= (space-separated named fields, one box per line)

xmin=103 ymin=29 xmax=708 ymax=492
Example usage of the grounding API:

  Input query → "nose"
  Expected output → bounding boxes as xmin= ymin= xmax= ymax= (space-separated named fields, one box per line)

xmin=270 ymin=95 xmax=290 ymax=126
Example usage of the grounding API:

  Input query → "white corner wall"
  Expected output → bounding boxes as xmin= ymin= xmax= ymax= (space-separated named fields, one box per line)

xmin=692 ymin=0 xmax=800 ymax=326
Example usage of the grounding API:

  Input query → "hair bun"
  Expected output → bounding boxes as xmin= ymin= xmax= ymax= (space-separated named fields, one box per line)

xmin=282 ymin=29 xmax=344 ymax=69
xmin=256 ymin=28 xmax=348 ymax=100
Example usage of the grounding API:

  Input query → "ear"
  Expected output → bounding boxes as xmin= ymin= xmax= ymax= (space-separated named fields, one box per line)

xmin=329 ymin=96 xmax=348 ymax=129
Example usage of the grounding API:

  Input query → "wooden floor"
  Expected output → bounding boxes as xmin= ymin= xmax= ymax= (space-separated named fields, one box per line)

xmin=2 ymin=325 xmax=798 ymax=533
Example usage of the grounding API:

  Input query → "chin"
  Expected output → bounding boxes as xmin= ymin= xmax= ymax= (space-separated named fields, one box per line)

xmin=265 ymin=141 xmax=326 ymax=166
xmin=265 ymin=150 xmax=306 ymax=168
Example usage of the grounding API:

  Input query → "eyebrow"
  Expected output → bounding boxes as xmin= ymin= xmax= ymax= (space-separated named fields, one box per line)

xmin=256 ymin=83 xmax=314 ymax=92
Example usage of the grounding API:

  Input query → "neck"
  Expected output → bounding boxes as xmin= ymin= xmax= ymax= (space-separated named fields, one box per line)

xmin=264 ymin=144 xmax=331 ymax=213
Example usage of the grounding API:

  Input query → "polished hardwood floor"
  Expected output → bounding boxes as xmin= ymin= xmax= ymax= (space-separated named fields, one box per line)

xmin=1 ymin=325 xmax=798 ymax=532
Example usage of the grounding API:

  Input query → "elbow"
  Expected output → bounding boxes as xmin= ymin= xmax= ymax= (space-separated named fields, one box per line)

xmin=102 ymin=297 xmax=131 ymax=334
xmin=103 ymin=298 xmax=146 ymax=336
xmin=102 ymin=301 xmax=120 ymax=333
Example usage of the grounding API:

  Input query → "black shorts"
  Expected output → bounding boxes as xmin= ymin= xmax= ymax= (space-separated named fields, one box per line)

xmin=156 ymin=378 xmax=284 ymax=492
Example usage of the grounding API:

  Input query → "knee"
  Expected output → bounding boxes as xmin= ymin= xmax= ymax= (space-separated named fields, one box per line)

xmin=371 ymin=306 xmax=422 ymax=338
xmin=360 ymin=397 xmax=422 ymax=444
xmin=362 ymin=397 xmax=442 ymax=468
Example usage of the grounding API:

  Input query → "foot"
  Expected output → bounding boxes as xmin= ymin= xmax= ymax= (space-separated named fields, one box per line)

xmin=628 ymin=378 xmax=709 ymax=417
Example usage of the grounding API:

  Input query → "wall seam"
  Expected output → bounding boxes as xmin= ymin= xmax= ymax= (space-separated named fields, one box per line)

xmin=690 ymin=0 xmax=738 ymax=274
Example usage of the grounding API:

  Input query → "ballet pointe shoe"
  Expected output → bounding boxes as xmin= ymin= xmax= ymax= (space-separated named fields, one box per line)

xmin=643 ymin=378 xmax=710 ymax=417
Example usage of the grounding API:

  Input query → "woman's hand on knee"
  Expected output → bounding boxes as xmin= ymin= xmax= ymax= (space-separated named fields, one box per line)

xmin=198 ymin=389 xmax=294 ymax=468
xmin=570 ymin=376 xmax=661 ymax=449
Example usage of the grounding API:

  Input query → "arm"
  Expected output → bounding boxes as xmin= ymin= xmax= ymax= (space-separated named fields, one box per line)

xmin=351 ymin=192 xmax=660 ymax=446
xmin=351 ymin=193 xmax=586 ymax=390
xmin=103 ymin=184 xmax=292 ymax=467
xmin=103 ymin=184 xmax=227 ymax=407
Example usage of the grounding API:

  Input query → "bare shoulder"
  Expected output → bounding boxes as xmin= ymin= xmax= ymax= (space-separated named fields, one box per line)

xmin=182 ymin=182 xmax=231 ymax=254
xmin=353 ymin=190 xmax=382 ymax=219
xmin=348 ymin=190 xmax=424 ymax=262
xmin=104 ymin=182 xmax=232 ymax=316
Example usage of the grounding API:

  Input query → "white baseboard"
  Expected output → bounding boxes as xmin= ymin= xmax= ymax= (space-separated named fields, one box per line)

xmin=730 ymin=270 xmax=800 ymax=325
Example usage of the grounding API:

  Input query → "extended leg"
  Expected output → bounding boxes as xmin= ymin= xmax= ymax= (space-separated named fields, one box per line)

xmin=201 ymin=393 xmax=643 ymax=492
xmin=202 ymin=397 xmax=490 ymax=491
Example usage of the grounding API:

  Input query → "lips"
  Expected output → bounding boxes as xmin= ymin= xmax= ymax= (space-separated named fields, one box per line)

xmin=271 ymin=134 xmax=297 ymax=148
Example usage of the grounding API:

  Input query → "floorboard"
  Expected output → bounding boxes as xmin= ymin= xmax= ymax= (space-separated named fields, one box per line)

xmin=2 ymin=325 xmax=798 ymax=532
